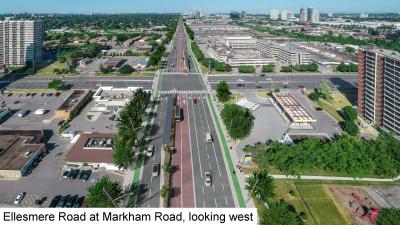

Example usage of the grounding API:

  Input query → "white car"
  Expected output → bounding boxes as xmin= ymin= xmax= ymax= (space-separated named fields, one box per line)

xmin=14 ymin=192 xmax=25 ymax=205
xmin=146 ymin=145 xmax=154 ymax=157
xmin=205 ymin=172 xmax=212 ymax=186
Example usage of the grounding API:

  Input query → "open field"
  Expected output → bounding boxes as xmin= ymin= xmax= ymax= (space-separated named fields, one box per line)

xmin=274 ymin=180 xmax=352 ymax=225
xmin=256 ymin=89 xmax=272 ymax=99
xmin=33 ymin=62 xmax=78 ymax=77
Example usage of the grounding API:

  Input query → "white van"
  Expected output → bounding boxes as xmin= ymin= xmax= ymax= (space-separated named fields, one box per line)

xmin=205 ymin=132 xmax=213 ymax=143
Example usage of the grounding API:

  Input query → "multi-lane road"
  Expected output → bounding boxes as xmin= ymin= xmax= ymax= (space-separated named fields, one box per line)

xmin=139 ymin=18 xmax=236 ymax=208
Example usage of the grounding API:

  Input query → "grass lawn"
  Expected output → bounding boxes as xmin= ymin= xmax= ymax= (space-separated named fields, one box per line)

xmin=327 ymin=91 xmax=353 ymax=108
xmin=32 ymin=62 xmax=78 ymax=77
xmin=313 ymin=100 xmax=343 ymax=122
xmin=274 ymin=180 xmax=351 ymax=225
xmin=223 ymin=94 xmax=243 ymax=104
xmin=256 ymin=89 xmax=272 ymax=99
xmin=296 ymin=184 xmax=351 ymax=225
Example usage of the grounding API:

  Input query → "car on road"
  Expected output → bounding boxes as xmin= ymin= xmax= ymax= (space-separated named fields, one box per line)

xmin=146 ymin=145 xmax=154 ymax=157
xmin=81 ymin=170 xmax=92 ymax=182
xmin=192 ymin=98 xmax=198 ymax=104
xmin=49 ymin=195 xmax=62 ymax=208
xmin=56 ymin=195 xmax=70 ymax=208
xmin=25 ymin=93 xmax=31 ymax=97
xmin=152 ymin=163 xmax=160 ymax=177
xmin=14 ymin=192 xmax=26 ymax=205
xmin=66 ymin=195 xmax=78 ymax=208
xmin=205 ymin=132 xmax=213 ymax=143
xmin=55 ymin=92 xmax=61 ymax=97
xmin=205 ymin=172 xmax=212 ymax=186
xmin=237 ymin=83 xmax=245 ymax=87
xmin=7 ymin=93 xmax=13 ymax=97
xmin=73 ymin=196 xmax=85 ymax=208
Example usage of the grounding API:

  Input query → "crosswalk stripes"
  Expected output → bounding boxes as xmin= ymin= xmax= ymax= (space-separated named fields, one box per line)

xmin=157 ymin=90 xmax=208 ymax=95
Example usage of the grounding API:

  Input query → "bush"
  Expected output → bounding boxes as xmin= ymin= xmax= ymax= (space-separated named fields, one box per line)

xmin=99 ymin=64 xmax=113 ymax=74
xmin=340 ymin=120 xmax=359 ymax=136
xmin=308 ymin=92 xmax=320 ymax=101
xmin=262 ymin=64 xmax=275 ymax=73
xmin=238 ymin=65 xmax=255 ymax=73
xmin=337 ymin=62 xmax=358 ymax=72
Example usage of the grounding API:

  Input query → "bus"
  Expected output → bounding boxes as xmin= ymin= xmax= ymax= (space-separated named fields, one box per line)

xmin=175 ymin=105 xmax=182 ymax=122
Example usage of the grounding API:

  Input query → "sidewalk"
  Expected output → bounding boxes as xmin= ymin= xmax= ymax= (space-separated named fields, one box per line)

xmin=270 ymin=174 xmax=400 ymax=182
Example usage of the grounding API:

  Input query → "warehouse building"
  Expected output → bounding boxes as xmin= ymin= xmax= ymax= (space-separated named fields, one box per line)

xmin=55 ymin=90 xmax=92 ymax=120
xmin=256 ymin=40 xmax=312 ymax=65
xmin=65 ymin=133 xmax=119 ymax=171
xmin=0 ymin=129 xmax=47 ymax=179
xmin=273 ymin=92 xmax=316 ymax=124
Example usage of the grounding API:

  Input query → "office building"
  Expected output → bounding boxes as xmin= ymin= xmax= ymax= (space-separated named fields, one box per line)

xmin=256 ymin=40 xmax=312 ymax=65
xmin=225 ymin=36 xmax=256 ymax=49
xmin=281 ymin=10 xmax=293 ymax=21
xmin=300 ymin=8 xmax=308 ymax=22
xmin=358 ymin=46 xmax=400 ymax=135
xmin=0 ymin=18 xmax=43 ymax=66
xmin=270 ymin=10 xmax=280 ymax=20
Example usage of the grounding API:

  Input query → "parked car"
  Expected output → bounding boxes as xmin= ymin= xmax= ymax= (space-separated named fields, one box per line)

xmin=56 ymin=195 xmax=70 ymax=208
xmin=14 ymin=192 xmax=26 ymax=205
xmin=34 ymin=197 xmax=47 ymax=206
xmin=40 ymin=93 xmax=45 ymax=97
xmin=192 ymin=98 xmax=198 ymax=104
xmin=7 ymin=93 xmax=13 ymax=97
xmin=69 ymin=169 xmax=80 ymax=179
xmin=49 ymin=195 xmax=62 ymax=208
xmin=62 ymin=170 xmax=70 ymax=179
xmin=73 ymin=196 xmax=85 ymax=208
xmin=78 ymin=170 xmax=85 ymax=180
xmin=66 ymin=195 xmax=78 ymax=208
xmin=81 ymin=170 xmax=92 ymax=182
xmin=25 ymin=93 xmax=31 ymax=97
xmin=31 ymin=93 xmax=36 ymax=97
xmin=55 ymin=92 xmax=61 ymax=97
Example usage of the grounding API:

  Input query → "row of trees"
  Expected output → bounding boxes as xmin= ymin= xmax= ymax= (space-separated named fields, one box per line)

xmin=260 ymin=134 xmax=400 ymax=178
xmin=336 ymin=62 xmax=358 ymax=72
xmin=280 ymin=63 xmax=319 ymax=73
xmin=185 ymin=24 xmax=194 ymax=40
xmin=149 ymin=44 xmax=166 ymax=67
xmin=113 ymin=89 xmax=150 ymax=169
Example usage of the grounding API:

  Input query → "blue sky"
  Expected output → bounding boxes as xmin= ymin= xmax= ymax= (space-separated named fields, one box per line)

xmin=1 ymin=0 xmax=399 ymax=14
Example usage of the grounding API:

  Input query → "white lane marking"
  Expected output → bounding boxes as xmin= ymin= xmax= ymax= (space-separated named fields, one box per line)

xmin=203 ymin=201 xmax=205 ymax=208
xmin=200 ymin=96 xmax=222 ymax=177
xmin=149 ymin=188 xmax=152 ymax=197
xmin=212 ymin=184 xmax=215 ymax=192
xmin=225 ymin=197 xmax=228 ymax=206
xmin=214 ymin=198 xmax=218 ymax=207
xmin=191 ymin=94 xmax=203 ymax=177
xmin=222 ymin=182 xmax=225 ymax=191
xmin=202 ymin=186 xmax=204 ymax=196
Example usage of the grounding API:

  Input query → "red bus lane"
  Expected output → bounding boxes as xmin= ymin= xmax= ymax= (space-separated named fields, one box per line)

xmin=171 ymin=94 xmax=195 ymax=207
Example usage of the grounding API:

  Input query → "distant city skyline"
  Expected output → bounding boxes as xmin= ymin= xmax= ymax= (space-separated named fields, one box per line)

xmin=0 ymin=0 xmax=399 ymax=14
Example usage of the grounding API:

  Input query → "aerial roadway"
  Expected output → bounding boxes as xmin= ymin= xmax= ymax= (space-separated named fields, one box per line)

xmin=137 ymin=17 xmax=236 ymax=208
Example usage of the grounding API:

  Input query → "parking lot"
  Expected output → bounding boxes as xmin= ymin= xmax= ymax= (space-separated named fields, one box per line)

xmin=0 ymin=90 xmax=122 ymax=207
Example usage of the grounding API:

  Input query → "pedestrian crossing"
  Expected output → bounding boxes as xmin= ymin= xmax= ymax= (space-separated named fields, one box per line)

xmin=158 ymin=90 xmax=208 ymax=94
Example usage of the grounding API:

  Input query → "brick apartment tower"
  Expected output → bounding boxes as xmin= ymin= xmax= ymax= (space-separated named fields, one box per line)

xmin=358 ymin=45 xmax=400 ymax=135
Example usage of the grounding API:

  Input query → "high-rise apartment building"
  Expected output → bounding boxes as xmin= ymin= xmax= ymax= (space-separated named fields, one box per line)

xmin=270 ymin=10 xmax=280 ymax=20
xmin=0 ymin=17 xmax=43 ymax=66
xmin=358 ymin=46 xmax=400 ymax=135
xmin=300 ymin=8 xmax=308 ymax=22
xmin=306 ymin=7 xmax=319 ymax=23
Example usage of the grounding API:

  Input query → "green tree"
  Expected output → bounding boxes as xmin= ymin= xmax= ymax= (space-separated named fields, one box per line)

xmin=216 ymin=81 xmax=231 ymax=102
xmin=245 ymin=169 xmax=275 ymax=203
xmin=316 ymin=81 xmax=331 ymax=99
xmin=376 ymin=208 xmax=400 ymax=225
xmin=260 ymin=202 xmax=304 ymax=225
xmin=99 ymin=64 xmax=113 ymax=74
xmin=118 ymin=64 xmax=135 ymax=74
xmin=221 ymin=104 xmax=255 ymax=140
xmin=160 ymin=186 xmax=170 ymax=199
xmin=262 ymin=64 xmax=275 ymax=73
xmin=86 ymin=176 xmax=123 ymax=208
xmin=345 ymin=46 xmax=356 ymax=54
xmin=113 ymin=134 xmax=134 ymax=169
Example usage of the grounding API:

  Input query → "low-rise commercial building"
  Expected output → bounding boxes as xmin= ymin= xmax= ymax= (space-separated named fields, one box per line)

xmin=273 ymin=92 xmax=316 ymax=124
xmin=103 ymin=58 xmax=127 ymax=69
xmin=225 ymin=36 xmax=256 ymax=49
xmin=55 ymin=90 xmax=92 ymax=120
xmin=65 ymin=133 xmax=119 ymax=171
xmin=0 ymin=129 xmax=47 ymax=179
xmin=92 ymin=86 xmax=144 ymax=112
xmin=256 ymin=40 xmax=312 ymax=65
